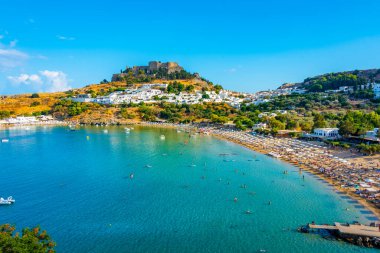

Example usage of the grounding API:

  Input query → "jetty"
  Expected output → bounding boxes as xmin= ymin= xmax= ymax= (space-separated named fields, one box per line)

xmin=300 ymin=222 xmax=380 ymax=248
xmin=309 ymin=222 xmax=380 ymax=238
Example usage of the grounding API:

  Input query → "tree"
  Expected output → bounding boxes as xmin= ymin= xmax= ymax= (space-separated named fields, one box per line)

xmin=0 ymin=224 xmax=55 ymax=253
xmin=31 ymin=93 xmax=40 ymax=98
xmin=30 ymin=101 xmax=41 ymax=107
xmin=338 ymin=117 xmax=357 ymax=137
xmin=214 ymin=84 xmax=223 ymax=94
xmin=0 ymin=110 xmax=11 ymax=119
xmin=313 ymin=113 xmax=327 ymax=129
xmin=300 ymin=121 xmax=313 ymax=132
xmin=185 ymin=85 xmax=194 ymax=92
xmin=268 ymin=118 xmax=285 ymax=130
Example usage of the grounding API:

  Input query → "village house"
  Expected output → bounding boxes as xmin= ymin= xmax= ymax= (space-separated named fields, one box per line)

xmin=313 ymin=128 xmax=340 ymax=139
xmin=365 ymin=128 xmax=379 ymax=140
xmin=72 ymin=94 xmax=93 ymax=103
xmin=373 ymin=83 xmax=380 ymax=99
xmin=252 ymin=123 xmax=267 ymax=130
xmin=339 ymin=86 xmax=354 ymax=93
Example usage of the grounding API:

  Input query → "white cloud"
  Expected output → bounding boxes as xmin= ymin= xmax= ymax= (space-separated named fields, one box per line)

xmin=8 ymin=73 xmax=42 ymax=85
xmin=0 ymin=49 xmax=29 ymax=69
xmin=7 ymin=70 xmax=71 ymax=92
xmin=40 ymin=70 xmax=71 ymax=92
xmin=57 ymin=35 xmax=75 ymax=41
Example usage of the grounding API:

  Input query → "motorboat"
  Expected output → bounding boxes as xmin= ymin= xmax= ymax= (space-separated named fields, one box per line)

xmin=1 ymin=139 xmax=9 ymax=143
xmin=160 ymin=135 xmax=165 ymax=140
xmin=0 ymin=196 xmax=15 ymax=205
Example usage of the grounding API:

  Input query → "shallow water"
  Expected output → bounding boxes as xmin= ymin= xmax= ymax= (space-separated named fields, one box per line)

xmin=0 ymin=126 xmax=378 ymax=252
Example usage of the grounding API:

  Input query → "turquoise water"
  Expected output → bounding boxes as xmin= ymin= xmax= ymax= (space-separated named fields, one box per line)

xmin=0 ymin=126 xmax=377 ymax=253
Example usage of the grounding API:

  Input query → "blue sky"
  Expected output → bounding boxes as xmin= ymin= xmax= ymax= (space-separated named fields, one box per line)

xmin=1 ymin=0 xmax=380 ymax=94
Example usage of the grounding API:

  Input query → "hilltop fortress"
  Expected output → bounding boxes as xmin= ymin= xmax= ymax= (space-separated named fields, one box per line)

xmin=112 ymin=61 xmax=184 ymax=81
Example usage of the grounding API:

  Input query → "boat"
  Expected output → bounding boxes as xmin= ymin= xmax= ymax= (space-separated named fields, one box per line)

xmin=0 ymin=196 xmax=15 ymax=205
xmin=1 ymin=139 xmax=9 ymax=143
xmin=103 ymin=129 xmax=108 ymax=134
xmin=160 ymin=135 xmax=165 ymax=140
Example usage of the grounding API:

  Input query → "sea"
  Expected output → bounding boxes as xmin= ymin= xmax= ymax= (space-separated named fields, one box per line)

xmin=0 ymin=126 xmax=378 ymax=253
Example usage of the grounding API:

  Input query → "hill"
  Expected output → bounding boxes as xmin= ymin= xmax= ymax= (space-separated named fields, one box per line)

xmin=0 ymin=60 xmax=222 ymax=124
xmin=278 ymin=68 xmax=380 ymax=92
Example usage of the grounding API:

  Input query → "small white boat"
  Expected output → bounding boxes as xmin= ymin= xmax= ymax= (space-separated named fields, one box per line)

xmin=160 ymin=135 xmax=165 ymax=140
xmin=103 ymin=129 xmax=109 ymax=134
xmin=0 ymin=196 xmax=15 ymax=205
xmin=1 ymin=139 xmax=9 ymax=143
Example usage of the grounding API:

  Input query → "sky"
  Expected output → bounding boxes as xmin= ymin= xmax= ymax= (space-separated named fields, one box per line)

xmin=1 ymin=0 xmax=380 ymax=94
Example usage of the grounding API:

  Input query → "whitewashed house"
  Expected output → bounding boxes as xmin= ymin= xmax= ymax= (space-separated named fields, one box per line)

xmin=313 ymin=128 xmax=340 ymax=138
xmin=72 ymin=94 xmax=93 ymax=103
xmin=373 ymin=83 xmax=380 ymax=99
xmin=252 ymin=123 xmax=267 ymax=130
xmin=339 ymin=86 xmax=354 ymax=93
xmin=365 ymin=128 xmax=379 ymax=140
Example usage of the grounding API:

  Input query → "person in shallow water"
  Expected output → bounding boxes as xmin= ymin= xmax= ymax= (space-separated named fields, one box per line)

xmin=234 ymin=197 xmax=238 ymax=202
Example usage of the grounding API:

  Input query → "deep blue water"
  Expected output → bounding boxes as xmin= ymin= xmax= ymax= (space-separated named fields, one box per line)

xmin=0 ymin=126 xmax=377 ymax=253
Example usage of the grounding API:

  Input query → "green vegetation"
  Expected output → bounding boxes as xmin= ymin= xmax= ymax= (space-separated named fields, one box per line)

xmin=152 ymin=69 xmax=195 ymax=80
xmin=0 ymin=224 xmax=55 ymax=253
xmin=117 ymin=69 xmax=196 ymax=84
xmin=52 ymin=100 xmax=90 ymax=118
xmin=242 ymin=93 xmax=352 ymax=112
xmin=357 ymin=143 xmax=380 ymax=155
xmin=305 ymin=73 xmax=367 ymax=92
xmin=338 ymin=111 xmax=380 ymax=137
xmin=0 ymin=110 xmax=11 ymax=119
xmin=31 ymin=93 xmax=40 ymax=98
xmin=120 ymin=108 xmax=135 ymax=119
xmin=30 ymin=101 xmax=41 ymax=107
xmin=166 ymin=81 xmax=185 ymax=94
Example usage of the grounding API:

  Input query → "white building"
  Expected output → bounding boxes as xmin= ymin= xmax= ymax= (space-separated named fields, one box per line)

xmin=374 ymin=83 xmax=380 ymax=99
xmin=365 ymin=128 xmax=379 ymax=139
xmin=252 ymin=123 xmax=267 ymax=130
xmin=339 ymin=86 xmax=354 ymax=93
xmin=72 ymin=94 xmax=93 ymax=103
xmin=292 ymin=88 xmax=307 ymax=94
xmin=5 ymin=116 xmax=38 ymax=124
xmin=258 ymin=112 xmax=277 ymax=118
xmin=313 ymin=128 xmax=340 ymax=138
